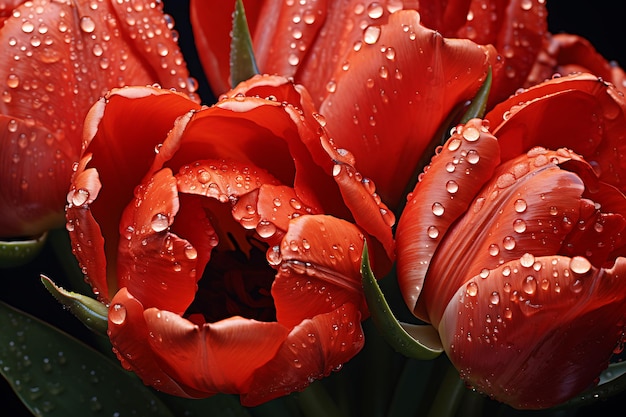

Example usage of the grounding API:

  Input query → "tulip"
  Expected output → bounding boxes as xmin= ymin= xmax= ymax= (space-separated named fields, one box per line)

xmin=65 ymin=74 xmax=395 ymax=405
xmin=395 ymin=73 xmax=626 ymax=409
xmin=192 ymin=1 xmax=502 ymax=209
xmin=0 ymin=0 xmax=198 ymax=239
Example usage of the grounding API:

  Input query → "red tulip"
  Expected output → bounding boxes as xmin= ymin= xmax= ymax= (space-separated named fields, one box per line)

xmin=0 ymin=0 xmax=198 ymax=238
xmin=66 ymin=75 xmax=394 ymax=405
xmin=395 ymin=74 xmax=626 ymax=409
xmin=527 ymin=33 xmax=626 ymax=95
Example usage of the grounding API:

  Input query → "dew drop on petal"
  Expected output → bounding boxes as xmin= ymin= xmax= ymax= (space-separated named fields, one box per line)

xmin=503 ymin=236 xmax=516 ymax=250
xmin=569 ymin=256 xmax=591 ymax=275
xmin=447 ymin=138 xmax=461 ymax=151
xmin=71 ymin=188 xmax=90 ymax=206
xmin=432 ymin=202 xmax=444 ymax=216
xmin=466 ymin=150 xmax=480 ymax=164
xmin=446 ymin=180 xmax=459 ymax=194
xmin=522 ymin=276 xmax=537 ymax=295
xmin=363 ymin=25 xmax=381 ymax=44
xmin=462 ymin=126 xmax=480 ymax=141
xmin=427 ymin=225 xmax=439 ymax=239
xmin=514 ymin=198 xmax=527 ymax=213
xmin=184 ymin=244 xmax=198 ymax=260
xmin=513 ymin=219 xmax=527 ymax=233
xmin=150 ymin=213 xmax=169 ymax=232
xmin=256 ymin=220 xmax=277 ymax=239
xmin=80 ymin=16 xmax=96 ymax=33
xmin=489 ymin=291 xmax=500 ymax=305
xmin=466 ymin=281 xmax=478 ymax=297
xmin=520 ymin=253 xmax=535 ymax=267
xmin=110 ymin=304 xmax=127 ymax=325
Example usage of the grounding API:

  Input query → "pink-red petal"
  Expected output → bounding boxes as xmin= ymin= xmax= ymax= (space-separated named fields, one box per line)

xmin=396 ymin=119 xmax=500 ymax=321
xmin=107 ymin=288 xmax=207 ymax=398
xmin=116 ymin=168 xmax=211 ymax=314
xmin=485 ymin=73 xmax=626 ymax=192
xmin=243 ymin=303 xmax=364 ymax=406
xmin=319 ymin=10 xmax=494 ymax=208
xmin=143 ymin=309 xmax=289 ymax=396
xmin=439 ymin=255 xmax=626 ymax=409
xmin=271 ymin=215 xmax=367 ymax=327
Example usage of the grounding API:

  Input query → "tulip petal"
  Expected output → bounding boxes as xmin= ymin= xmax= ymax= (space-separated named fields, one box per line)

xmin=439 ymin=255 xmax=626 ymax=409
xmin=272 ymin=215 xmax=367 ymax=327
xmin=143 ymin=309 xmax=289 ymax=396
xmin=486 ymin=73 xmax=626 ymax=192
xmin=66 ymin=154 xmax=109 ymax=301
xmin=107 ymin=288 xmax=206 ymax=398
xmin=77 ymin=87 xmax=202 ymax=299
xmin=117 ymin=168 xmax=213 ymax=315
xmin=528 ymin=33 xmax=626 ymax=94
xmin=319 ymin=10 xmax=493 ymax=207
xmin=0 ymin=0 xmax=198 ymax=238
xmin=190 ymin=0 xmax=264 ymax=95
xmin=421 ymin=148 xmax=595 ymax=327
xmin=396 ymin=119 xmax=500 ymax=321
xmin=243 ymin=303 xmax=364 ymax=406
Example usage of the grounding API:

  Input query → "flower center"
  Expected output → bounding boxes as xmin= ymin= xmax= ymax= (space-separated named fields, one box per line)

xmin=186 ymin=235 xmax=276 ymax=322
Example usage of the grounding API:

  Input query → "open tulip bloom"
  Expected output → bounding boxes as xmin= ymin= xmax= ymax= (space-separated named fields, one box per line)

xmin=2 ymin=1 xmax=626 ymax=416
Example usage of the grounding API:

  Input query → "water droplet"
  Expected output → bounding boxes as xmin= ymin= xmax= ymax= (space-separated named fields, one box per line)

xmin=326 ymin=80 xmax=337 ymax=93
xmin=466 ymin=150 xmax=480 ymax=164
xmin=384 ymin=47 xmax=395 ymax=60
xmin=569 ymin=256 xmax=591 ymax=275
xmin=71 ymin=188 xmax=90 ymax=206
xmin=256 ymin=220 xmax=277 ymax=238
xmin=479 ymin=268 xmax=490 ymax=279
xmin=432 ymin=202 xmax=444 ymax=216
xmin=150 ymin=213 xmax=169 ymax=232
xmin=288 ymin=53 xmax=299 ymax=66
xmin=446 ymin=180 xmax=459 ymax=194
xmin=513 ymin=219 xmax=527 ymax=233
xmin=521 ymin=0 xmax=533 ymax=10
xmin=462 ymin=126 xmax=480 ymax=141
xmin=267 ymin=245 xmax=282 ymax=265
xmin=110 ymin=304 xmax=126 ymax=325
xmin=489 ymin=291 xmax=500 ymax=305
xmin=447 ymin=138 xmax=461 ymax=151
xmin=7 ymin=74 xmax=20 ymax=88
xmin=184 ymin=245 xmax=197 ymax=260
xmin=503 ymin=236 xmax=516 ymax=250
xmin=522 ymin=276 xmax=537 ymax=295
xmin=80 ymin=16 xmax=96 ymax=33
xmin=514 ymin=199 xmax=527 ymax=213
xmin=367 ymin=2 xmax=384 ymax=19
xmin=520 ymin=253 xmax=535 ymax=268
xmin=427 ymin=225 xmax=439 ymax=239
xmin=488 ymin=244 xmax=500 ymax=257
xmin=21 ymin=21 xmax=35 ymax=33
xmin=363 ymin=25 xmax=381 ymax=44
xmin=466 ymin=281 xmax=478 ymax=297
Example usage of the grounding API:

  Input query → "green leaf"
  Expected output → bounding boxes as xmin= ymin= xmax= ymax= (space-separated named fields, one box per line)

xmin=360 ymin=244 xmax=443 ymax=360
xmin=40 ymin=275 xmax=108 ymax=336
xmin=0 ymin=232 xmax=47 ymax=268
xmin=230 ymin=0 xmax=259 ymax=88
xmin=459 ymin=67 xmax=492 ymax=124
xmin=0 ymin=301 xmax=176 ymax=417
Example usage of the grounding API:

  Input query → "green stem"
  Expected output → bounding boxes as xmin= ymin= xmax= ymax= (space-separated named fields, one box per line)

xmin=49 ymin=227 xmax=92 ymax=295
xmin=297 ymin=381 xmax=345 ymax=417
xmin=426 ymin=360 xmax=466 ymax=417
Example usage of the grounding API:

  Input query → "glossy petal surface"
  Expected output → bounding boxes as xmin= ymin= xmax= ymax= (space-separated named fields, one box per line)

xmin=0 ymin=0 xmax=198 ymax=238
